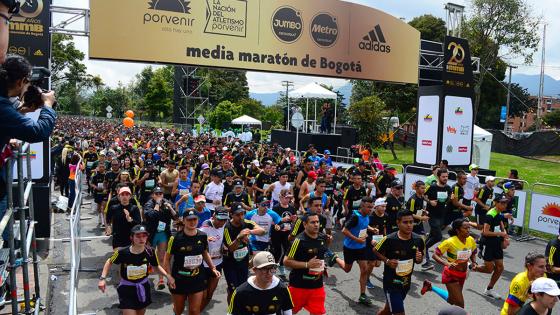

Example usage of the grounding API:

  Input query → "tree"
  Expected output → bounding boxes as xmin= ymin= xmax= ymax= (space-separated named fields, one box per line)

xmin=350 ymin=80 xmax=375 ymax=104
xmin=543 ymin=110 xmax=560 ymax=128
xmin=262 ymin=105 xmax=284 ymax=128
xmin=347 ymin=95 xmax=387 ymax=147
xmin=86 ymin=85 xmax=131 ymax=117
xmin=507 ymin=83 xmax=535 ymax=118
xmin=208 ymin=100 xmax=243 ymax=130
xmin=464 ymin=0 xmax=541 ymax=119
xmin=408 ymin=14 xmax=447 ymax=42
xmin=143 ymin=66 xmax=174 ymax=121
xmin=207 ymin=69 xmax=249 ymax=104
xmin=237 ymin=98 xmax=265 ymax=119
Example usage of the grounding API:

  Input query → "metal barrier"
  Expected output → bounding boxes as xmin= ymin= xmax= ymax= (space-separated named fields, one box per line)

xmin=68 ymin=158 xmax=85 ymax=315
xmin=0 ymin=143 xmax=42 ymax=314
xmin=336 ymin=147 xmax=351 ymax=158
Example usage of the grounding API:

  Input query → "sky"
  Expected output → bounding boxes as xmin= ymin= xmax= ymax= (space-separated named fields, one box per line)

xmin=51 ymin=0 xmax=560 ymax=93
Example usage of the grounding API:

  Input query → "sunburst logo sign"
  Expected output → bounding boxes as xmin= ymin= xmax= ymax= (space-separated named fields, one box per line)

xmin=542 ymin=203 xmax=560 ymax=218
xmin=148 ymin=0 xmax=191 ymax=14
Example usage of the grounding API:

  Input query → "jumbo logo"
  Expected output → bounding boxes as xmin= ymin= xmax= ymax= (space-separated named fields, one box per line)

xmin=271 ymin=6 xmax=303 ymax=43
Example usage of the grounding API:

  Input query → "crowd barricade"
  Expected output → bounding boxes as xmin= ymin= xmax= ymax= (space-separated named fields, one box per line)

xmin=0 ymin=143 xmax=42 ymax=314
xmin=336 ymin=147 xmax=351 ymax=158
xmin=528 ymin=183 xmax=560 ymax=239
xmin=68 ymin=158 xmax=85 ymax=315
xmin=403 ymin=165 xmax=458 ymax=200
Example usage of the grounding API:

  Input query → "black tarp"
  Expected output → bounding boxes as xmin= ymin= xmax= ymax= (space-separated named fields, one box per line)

xmin=489 ymin=130 xmax=560 ymax=156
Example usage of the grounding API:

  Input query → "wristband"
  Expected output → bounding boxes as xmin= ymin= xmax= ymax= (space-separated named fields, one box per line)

xmin=99 ymin=276 xmax=106 ymax=280
xmin=305 ymin=262 xmax=308 ymax=269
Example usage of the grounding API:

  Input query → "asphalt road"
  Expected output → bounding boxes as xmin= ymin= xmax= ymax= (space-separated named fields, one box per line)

xmin=46 ymin=190 xmax=553 ymax=315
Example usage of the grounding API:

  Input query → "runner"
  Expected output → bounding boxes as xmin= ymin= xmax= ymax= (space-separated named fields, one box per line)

xmin=163 ymin=210 xmax=221 ymax=315
xmin=517 ymin=277 xmax=560 ymax=315
xmin=143 ymin=187 xmax=177 ymax=290
xmin=284 ymin=212 xmax=329 ymax=315
xmin=422 ymin=218 xmax=478 ymax=308
xmin=365 ymin=197 xmax=389 ymax=289
xmin=245 ymin=196 xmax=282 ymax=254
xmin=223 ymin=178 xmax=252 ymax=211
xmin=373 ymin=210 xmax=425 ymax=315
xmin=446 ymin=171 xmax=474 ymax=226
xmin=199 ymin=207 xmax=229 ymax=310
xmin=500 ymin=252 xmax=546 ymax=314
xmin=265 ymin=171 xmax=292 ymax=207
xmin=385 ymin=180 xmax=405 ymax=234
xmin=89 ymin=163 xmax=108 ymax=226
xmin=406 ymin=180 xmax=429 ymax=235
xmin=473 ymin=176 xmax=495 ymax=230
xmin=463 ymin=164 xmax=480 ymax=209
xmin=545 ymin=230 xmax=560 ymax=285
xmin=98 ymin=225 xmax=173 ymax=315
xmin=174 ymin=180 xmax=201 ymax=217
xmin=105 ymin=186 xmax=142 ymax=249
xmin=343 ymin=172 xmax=367 ymax=219
xmin=227 ymin=251 xmax=294 ymax=315
xmin=222 ymin=203 xmax=265 ymax=302
xmin=191 ymin=195 xmax=212 ymax=227
xmin=204 ymin=170 xmax=224 ymax=213
xmin=472 ymin=194 xmax=511 ymax=299
xmin=271 ymin=189 xmax=298 ymax=278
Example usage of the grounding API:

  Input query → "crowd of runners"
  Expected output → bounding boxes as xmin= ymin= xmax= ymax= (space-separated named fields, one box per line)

xmin=51 ymin=116 xmax=560 ymax=315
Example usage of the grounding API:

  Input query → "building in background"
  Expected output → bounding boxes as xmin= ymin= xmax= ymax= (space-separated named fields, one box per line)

xmin=506 ymin=96 xmax=560 ymax=132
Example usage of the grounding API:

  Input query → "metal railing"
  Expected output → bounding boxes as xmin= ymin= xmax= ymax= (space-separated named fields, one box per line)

xmin=68 ymin=158 xmax=85 ymax=315
xmin=1 ymin=143 xmax=42 ymax=314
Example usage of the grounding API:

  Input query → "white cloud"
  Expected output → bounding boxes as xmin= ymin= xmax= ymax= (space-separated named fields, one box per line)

xmin=51 ymin=0 xmax=560 ymax=89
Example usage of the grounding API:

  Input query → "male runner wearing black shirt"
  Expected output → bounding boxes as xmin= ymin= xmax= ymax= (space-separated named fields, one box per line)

xmin=105 ymin=186 xmax=142 ymax=249
xmin=374 ymin=210 xmax=425 ymax=315
xmin=446 ymin=171 xmax=473 ymax=225
xmin=289 ymin=197 xmax=328 ymax=242
xmin=422 ymin=168 xmax=452 ymax=271
xmin=271 ymin=189 xmax=298 ymax=278
xmin=343 ymin=172 xmax=367 ymax=219
xmin=223 ymin=179 xmax=252 ymax=211
xmin=473 ymin=176 xmax=495 ymax=229
xmin=406 ymin=181 xmax=429 ymax=235
xmin=545 ymin=231 xmax=560 ymax=284
xmin=385 ymin=180 xmax=405 ymax=234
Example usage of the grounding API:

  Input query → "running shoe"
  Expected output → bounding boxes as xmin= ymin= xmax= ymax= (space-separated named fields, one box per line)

xmin=157 ymin=279 xmax=165 ymax=290
xmin=421 ymin=261 xmax=434 ymax=271
xmin=484 ymin=288 xmax=502 ymax=299
xmin=325 ymin=251 xmax=339 ymax=267
xmin=358 ymin=294 xmax=372 ymax=306
xmin=366 ymin=279 xmax=375 ymax=289
xmin=420 ymin=280 xmax=432 ymax=295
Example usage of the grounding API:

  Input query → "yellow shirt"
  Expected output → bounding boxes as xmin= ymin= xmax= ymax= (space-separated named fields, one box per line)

xmin=501 ymin=270 xmax=544 ymax=315
xmin=436 ymin=236 xmax=477 ymax=263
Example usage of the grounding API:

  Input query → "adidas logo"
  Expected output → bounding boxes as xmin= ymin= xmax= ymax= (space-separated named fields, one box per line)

xmin=359 ymin=25 xmax=391 ymax=53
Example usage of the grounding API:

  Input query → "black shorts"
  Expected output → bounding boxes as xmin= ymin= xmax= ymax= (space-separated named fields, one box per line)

xmin=117 ymin=281 xmax=152 ymax=310
xmin=204 ymin=263 xmax=223 ymax=277
xmin=223 ymin=260 xmax=249 ymax=291
xmin=343 ymin=246 xmax=366 ymax=265
xmin=364 ymin=243 xmax=380 ymax=261
xmin=482 ymin=238 xmax=504 ymax=261
xmin=94 ymin=195 xmax=105 ymax=204
xmin=169 ymin=267 xmax=208 ymax=295
xmin=475 ymin=208 xmax=488 ymax=225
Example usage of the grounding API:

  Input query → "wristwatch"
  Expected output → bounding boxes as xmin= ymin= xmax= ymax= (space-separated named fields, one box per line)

xmin=99 ymin=276 xmax=106 ymax=280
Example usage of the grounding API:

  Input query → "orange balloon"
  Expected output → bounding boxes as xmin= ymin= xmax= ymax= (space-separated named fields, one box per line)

xmin=125 ymin=110 xmax=135 ymax=118
xmin=123 ymin=117 xmax=134 ymax=128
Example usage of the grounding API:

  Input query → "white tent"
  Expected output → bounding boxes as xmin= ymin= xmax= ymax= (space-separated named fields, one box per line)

xmin=290 ymin=83 xmax=338 ymax=133
xmin=473 ymin=125 xmax=493 ymax=169
xmin=231 ymin=115 xmax=262 ymax=127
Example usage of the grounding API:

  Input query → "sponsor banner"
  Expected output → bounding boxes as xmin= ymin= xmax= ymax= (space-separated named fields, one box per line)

xmin=415 ymin=96 xmax=439 ymax=165
xmin=90 ymin=0 xmax=420 ymax=83
xmin=441 ymin=96 xmax=473 ymax=165
xmin=491 ymin=186 xmax=526 ymax=228
xmin=9 ymin=0 xmax=51 ymax=67
xmin=529 ymin=193 xmax=560 ymax=235
xmin=443 ymin=36 xmax=473 ymax=89
xmin=403 ymin=172 xmax=456 ymax=200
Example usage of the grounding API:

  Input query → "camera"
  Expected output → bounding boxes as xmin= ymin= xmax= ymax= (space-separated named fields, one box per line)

xmin=22 ymin=67 xmax=51 ymax=109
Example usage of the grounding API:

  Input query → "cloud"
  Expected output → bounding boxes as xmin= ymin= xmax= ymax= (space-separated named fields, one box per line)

xmin=52 ymin=0 xmax=560 ymax=88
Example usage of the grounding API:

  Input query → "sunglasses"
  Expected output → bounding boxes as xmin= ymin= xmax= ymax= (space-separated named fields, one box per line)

xmin=260 ymin=202 xmax=269 ymax=207
xmin=257 ymin=266 xmax=277 ymax=274
xmin=154 ymin=192 xmax=163 ymax=195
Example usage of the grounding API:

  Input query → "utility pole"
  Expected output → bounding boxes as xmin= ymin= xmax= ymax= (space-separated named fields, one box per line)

xmin=282 ymin=81 xmax=294 ymax=131
xmin=503 ymin=64 xmax=517 ymax=133
xmin=536 ymin=23 xmax=547 ymax=131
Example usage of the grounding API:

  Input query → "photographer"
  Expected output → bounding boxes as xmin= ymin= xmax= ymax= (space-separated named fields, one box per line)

xmin=0 ymin=54 xmax=57 ymax=227
xmin=0 ymin=0 xmax=20 ymax=63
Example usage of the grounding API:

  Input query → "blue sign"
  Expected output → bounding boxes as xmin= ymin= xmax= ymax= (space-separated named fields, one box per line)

xmin=500 ymin=106 xmax=507 ymax=123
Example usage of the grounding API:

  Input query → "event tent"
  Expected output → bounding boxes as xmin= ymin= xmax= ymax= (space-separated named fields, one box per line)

xmin=290 ymin=83 xmax=338 ymax=133
xmin=473 ymin=125 xmax=493 ymax=169
xmin=231 ymin=115 xmax=262 ymax=127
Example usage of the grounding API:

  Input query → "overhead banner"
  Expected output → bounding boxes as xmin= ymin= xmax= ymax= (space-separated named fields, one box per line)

xmin=9 ymin=0 xmax=51 ymax=67
xmin=440 ymin=95 xmax=474 ymax=166
xmin=89 ymin=0 xmax=420 ymax=83
xmin=529 ymin=193 xmax=560 ymax=235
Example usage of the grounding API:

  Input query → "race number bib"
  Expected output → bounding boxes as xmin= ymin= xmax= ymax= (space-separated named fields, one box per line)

xmin=183 ymin=255 xmax=203 ymax=269
xmin=352 ymin=200 xmax=361 ymax=209
xmin=396 ymin=259 xmax=414 ymax=276
xmin=233 ymin=247 xmax=249 ymax=261
xmin=157 ymin=221 xmax=166 ymax=232
xmin=145 ymin=179 xmax=155 ymax=189
xmin=97 ymin=183 xmax=104 ymax=189
xmin=358 ymin=228 xmax=368 ymax=239
xmin=456 ymin=250 xmax=471 ymax=262
xmin=309 ymin=260 xmax=325 ymax=275
xmin=179 ymin=189 xmax=188 ymax=196
xmin=263 ymin=184 xmax=270 ymax=191
xmin=485 ymin=199 xmax=493 ymax=207
xmin=126 ymin=264 xmax=147 ymax=280
xmin=282 ymin=223 xmax=291 ymax=231
xmin=494 ymin=226 xmax=501 ymax=233
xmin=371 ymin=235 xmax=384 ymax=243
xmin=86 ymin=161 xmax=94 ymax=168
xmin=437 ymin=191 xmax=448 ymax=202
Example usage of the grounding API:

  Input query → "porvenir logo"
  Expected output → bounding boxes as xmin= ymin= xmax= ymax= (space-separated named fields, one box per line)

xmin=144 ymin=0 xmax=195 ymax=26
xmin=455 ymin=107 xmax=464 ymax=115
xmin=542 ymin=203 xmax=560 ymax=218
xmin=310 ymin=13 xmax=338 ymax=48
xmin=272 ymin=6 xmax=303 ymax=43
xmin=359 ymin=25 xmax=391 ymax=53
xmin=423 ymin=114 xmax=432 ymax=122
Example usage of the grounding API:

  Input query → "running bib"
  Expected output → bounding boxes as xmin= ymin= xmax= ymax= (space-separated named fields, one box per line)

xmin=494 ymin=226 xmax=501 ymax=233
xmin=126 ymin=264 xmax=147 ymax=280
xmin=97 ymin=183 xmax=104 ymax=189
xmin=183 ymin=255 xmax=203 ymax=269
xmin=371 ymin=235 xmax=384 ymax=243
xmin=233 ymin=247 xmax=249 ymax=261
xmin=177 ymin=150 xmax=183 ymax=155
xmin=396 ymin=259 xmax=414 ymax=276
xmin=437 ymin=191 xmax=448 ymax=202
xmin=157 ymin=221 xmax=166 ymax=232
xmin=456 ymin=250 xmax=471 ymax=262
xmin=209 ymin=247 xmax=222 ymax=259
xmin=336 ymin=183 xmax=342 ymax=190
xmin=263 ymin=184 xmax=270 ymax=191
xmin=86 ymin=161 xmax=94 ymax=168
xmin=283 ymin=223 xmax=291 ymax=231
xmin=485 ymin=199 xmax=493 ymax=207
xmin=416 ymin=210 xmax=423 ymax=216
xmin=309 ymin=260 xmax=325 ymax=275
xmin=145 ymin=179 xmax=155 ymax=188
xmin=358 ymin=228 xmax=368 ymax=239
xmin=179 ymin=189 xmax=188 ymax=196
xmin=352 ymin=200 xmax=361 ymax=208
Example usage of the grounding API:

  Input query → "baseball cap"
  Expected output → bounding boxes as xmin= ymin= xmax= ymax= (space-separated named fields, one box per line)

xmin=145 ymin=159 xmax=154 ymax=166
xmin=194 ymin=195 xmax=207 ymax=203
xmin=215 ymin=207 xmax=230 ymax=220
xmin=504 ymin=182 xmax=515 ymax=190
xmin=494 ymin=194 xmax=509 ymax=203
xmin=201 ymin=163 xmax=210 ymax=170
xmin=152 ymin=187 xmax=164 ymax=194
xmin=231 ymin=203 xmax=245 ymax=214
xmin=252 ymin=159 xmax=260 ymax=167
xmin=252 ymin=251 xmax=278 ymax=269
xmin=469 ymin=164 xmax=479 ymax=171
xmin=374 ymin=198 xmax=387 ymax=207
xmin=257 ymin=195 xmax=269 ymax=205
xmin=390 ymin=179 xmax=403 ymax=188
xmin=118 ymin=186 xmax=132 ymax=195
xmin=225 ymin=170 xmax=234 ymax=178
xmin=233 ymin=179 xmax=243 ymax=188
xmin=485 ymin=176 xmax=496 ymax=182
xmin=531 ymin=277 xmax=560 ymax=296
xmin=324 ymin=149 xmax=330 ymax=155
xmin=308 ymin=171 xmax=318 ymax=179
xmin=184 ymin=210 xmax=198 ymax=219
xmin=130 ymin=225 xmax=149 ymax=235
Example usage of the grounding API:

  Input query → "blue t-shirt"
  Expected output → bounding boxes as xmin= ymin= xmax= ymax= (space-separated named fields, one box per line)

xmin=245 ymin=209 xmax=281 ymax=243
xmin=195 ymin=207 xmax=212 ymax=228
xmin=343 ymin=210 xmax=370 ymax=249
